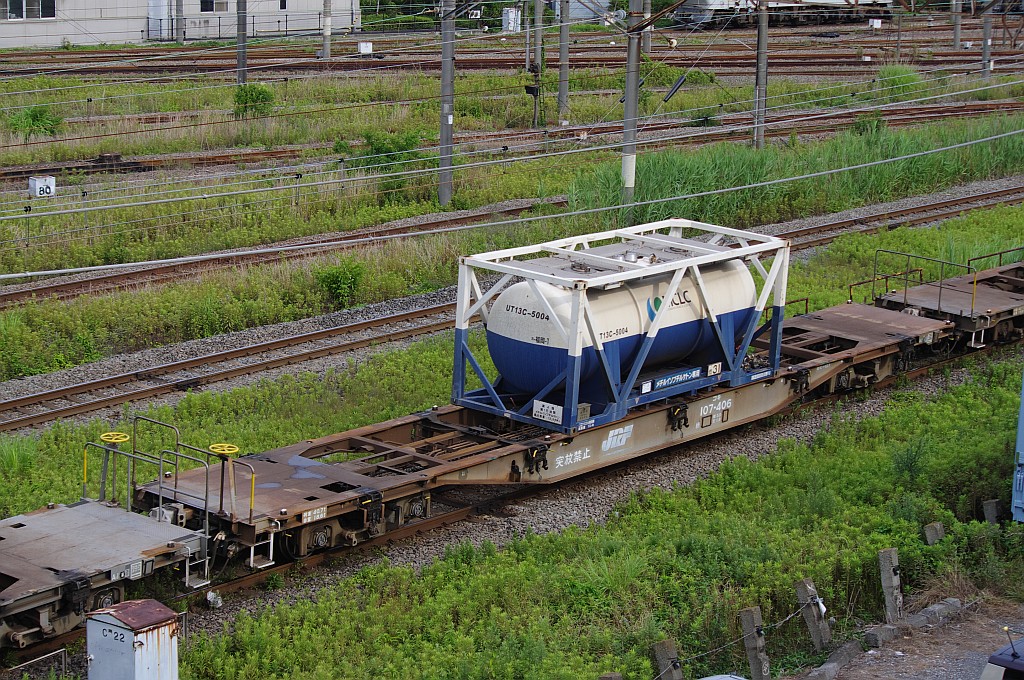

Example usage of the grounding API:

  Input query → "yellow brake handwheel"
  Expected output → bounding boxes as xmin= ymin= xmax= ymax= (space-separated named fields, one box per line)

xmin=209 ymin=443 xmax=240 ymax=456
xmin=100 ymin=432 xmax=130 ymax=444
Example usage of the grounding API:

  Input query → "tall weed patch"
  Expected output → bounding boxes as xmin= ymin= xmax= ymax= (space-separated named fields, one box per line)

xmin=569 ymin=114 xmax=1024 ymax=226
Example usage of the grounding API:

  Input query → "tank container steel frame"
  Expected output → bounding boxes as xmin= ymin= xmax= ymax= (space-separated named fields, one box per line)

xmin=452 ymin=219 xmax=790 ymax=433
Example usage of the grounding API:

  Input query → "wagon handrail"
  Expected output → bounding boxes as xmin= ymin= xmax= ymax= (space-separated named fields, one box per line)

xmin=872 ymin=250 xmax=977 ymax=317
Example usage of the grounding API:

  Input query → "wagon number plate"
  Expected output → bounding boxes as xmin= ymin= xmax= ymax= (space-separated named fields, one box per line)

xmin=302 ymin=506 xmax=327 ymax=524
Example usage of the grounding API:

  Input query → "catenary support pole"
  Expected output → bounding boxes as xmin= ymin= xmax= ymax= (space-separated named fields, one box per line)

xmin=621 ymin=0 xmax=643 ymax=218
xmin=983 ymin=12 xmax=993 ymax=77
xmin=236 ymin=0 xmax=248 ymax=84
xmin=952 ymin=0 xmax=962 ymax=49
xmin=534 ymin=0 xmax=544 ymax=71
xmin=642 ymin=0 xmax=652 ymax=54
xmin=322 ymin=0 xmax=331 ymax=59
xmin=525 ymin=8 xmax=531 ymax=70
xmin=558 ymin=0 xmax=570 ymax=123
xmin=753 ymin=0 xmax=767 ymax=149
xmin=439 ymin=0 xmax=455 ymax=206
xmin=175 ymin=0 xmax=185 ymax=42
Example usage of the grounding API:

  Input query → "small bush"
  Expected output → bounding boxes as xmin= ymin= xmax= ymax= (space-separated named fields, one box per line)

xmin=233 ymin=83 xmax=275 ymax=119
xmin=314 ymin=257 xmax=366 ymax=308
xmin=7 ymin=105 xmax=62 ymax=139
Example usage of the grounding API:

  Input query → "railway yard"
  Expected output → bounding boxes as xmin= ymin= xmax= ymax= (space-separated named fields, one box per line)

xmin=2 ymin=8 xmax=1024 ymax=680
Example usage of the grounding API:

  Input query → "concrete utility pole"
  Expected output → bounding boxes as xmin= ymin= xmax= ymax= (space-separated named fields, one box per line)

xmin=558 ymin=0 xmax=569 ymax=123
xmin=952 ymin=0 xmax=962 ymax=50
xmin=322 ymin=0 xmax=331 ymax=59
xmin=439 ymin=0 xmax=455 ymax=206
xmin=175 ymin=0 xmax=184 ymax=42
xmin=534 ymin=0 xmax=544 ymax=70
xmin=642 ymin=0 xmax=651 ymax=54
xmin=982 ymin=11 xmax=993 ymax=77
xmin=621 ymin=0 xmax=643 ymax=215
xmin=236 ymin=0 xmax=248 ymax=84
xmin=525 ymin=7 xmax=531 ymax=71
xmin=753 ymin=0 xmax=768 ymax=149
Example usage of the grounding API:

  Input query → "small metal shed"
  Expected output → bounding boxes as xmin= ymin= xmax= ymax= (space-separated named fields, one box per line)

xmin=87 ymin=599 xmax=178 ymax=680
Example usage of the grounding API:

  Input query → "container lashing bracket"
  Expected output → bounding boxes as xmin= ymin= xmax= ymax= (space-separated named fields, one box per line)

xmin=792 ymin=369 xmax=810 ymax=394
xmin=525 ymin=445 xmax=548 ymax=474
xmin=669 ymin=403 xmax=689 ymax=431
xmin=62 ymin=575 xmax=92 ymax=614
xmin=360 ymin=489 xmax=384 ymax=534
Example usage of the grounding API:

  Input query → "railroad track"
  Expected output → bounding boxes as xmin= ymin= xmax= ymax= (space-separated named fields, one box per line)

xmin=5 ymin=100 xmax=1018 ymax=185
xmin=0 ymin=303 xmax=459 ymax=432
xmin=0 ymin=45 xmax=1016 ymax=76
xmin=2 ymin=183 xmax=1021 ymax=431
xmin=0 ymin=200 xmax=565 ymax=308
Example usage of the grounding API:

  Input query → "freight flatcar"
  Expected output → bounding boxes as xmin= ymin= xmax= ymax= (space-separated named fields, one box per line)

xmin=1 ymin=220 xmax=1021 ymax=651
xmin=675 ymin=0 xmax=893 ymax=26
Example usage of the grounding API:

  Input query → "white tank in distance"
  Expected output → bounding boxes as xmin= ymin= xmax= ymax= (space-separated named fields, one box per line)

xmin=485 ymin=260 xmax=757 ymax=395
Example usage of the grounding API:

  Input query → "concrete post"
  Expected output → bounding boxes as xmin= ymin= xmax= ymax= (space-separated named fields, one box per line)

xmin=557 ymin=0 xmax=569 ymax=123
xmin=753 ymin=0 xmax=768 ymax=150
xmin=322 ymin=0 xmax=331 ymax=59
xmin=739 ymin=606 xmax=771 ymax=680
xmin=923 ymin=521 xmax=945 ymax=545
xmin=795 ymin=578 xmax=832 ymax=651
xmin=620 ymin=0 xmax=643 ymax=215
xmin=984 ymin=499 xmax=1000 ymax=523
xmin=952 ymin=0 xmax=961 ymax=50
xmin=438 ymin=0 xmax=455 ymax=206
xmin=175 ymin=0 xmax=185 ymax=42
xmin=534 ymin=0 xmax=544 ymax=72
xmin=642 ymin=0 xmax=651 ymax=54
xmin=652 ymin=640 xmax=683 ymax=680
xmin=236 ymin=0 xmax=248 ymax=84
xmin=879 ymin=548 xmax=903 ymax=624
xmin=982 ymin=14 xmax=993 ymax=78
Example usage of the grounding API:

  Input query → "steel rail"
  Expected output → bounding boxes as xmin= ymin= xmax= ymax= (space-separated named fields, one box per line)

xmin=0 ymin=305 xmax=457 ymax=431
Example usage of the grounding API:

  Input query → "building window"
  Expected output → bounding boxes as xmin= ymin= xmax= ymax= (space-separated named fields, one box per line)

xmin=24 ymin=0 xmax=55 ymax=17
xmin=4 ymin=0 xmax=25 ymax=19
xmin=279 ymin=0 xmax=285 ymax=9
xmin=200 ymin=0 xmax=227 ymax=11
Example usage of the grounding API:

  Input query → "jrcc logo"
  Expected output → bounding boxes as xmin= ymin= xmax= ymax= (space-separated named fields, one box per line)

xmin=601 ymin=424 xmax=634 ymax=452
xmin=646 ymin=297 xmax=663 ymax=322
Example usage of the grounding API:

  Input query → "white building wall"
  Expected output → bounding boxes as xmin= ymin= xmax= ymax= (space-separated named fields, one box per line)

xmin=0 ymin=0 xmax=359 ymax=48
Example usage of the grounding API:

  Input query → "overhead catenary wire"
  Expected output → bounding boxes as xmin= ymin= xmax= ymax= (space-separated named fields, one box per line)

xmin=3 ymin=66 xmax=1021 ymax=226
xmin=0 ymin=10 xmax=986 ymax=111
xmin=0 ymin=48 xmax=1012 ymax=219
xmin=4 ymin=122 xmax=1023 ymax=280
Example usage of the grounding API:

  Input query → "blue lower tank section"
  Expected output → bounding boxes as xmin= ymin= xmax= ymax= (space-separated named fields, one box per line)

xmin=487 ymin=307 xmax=756 ymax=397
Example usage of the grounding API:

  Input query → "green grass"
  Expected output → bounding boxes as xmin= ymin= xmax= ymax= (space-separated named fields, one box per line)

xmin=173 ymin=356 xmax=1024 ymax=679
